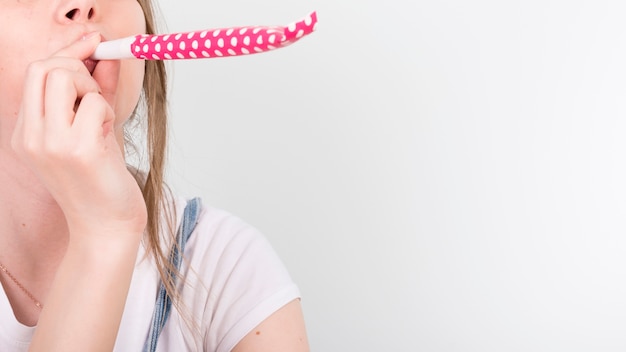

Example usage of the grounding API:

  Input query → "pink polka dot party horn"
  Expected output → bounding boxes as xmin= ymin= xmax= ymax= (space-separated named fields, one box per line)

xmin=92 ymin=11 xmax=317 ymax=60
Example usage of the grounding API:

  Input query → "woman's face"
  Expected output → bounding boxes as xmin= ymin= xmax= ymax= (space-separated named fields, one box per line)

xmin=0 ymin=0 xmax=147 ymax=145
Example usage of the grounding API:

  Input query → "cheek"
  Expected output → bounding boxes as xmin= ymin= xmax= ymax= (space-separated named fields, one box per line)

xmin=0 ymin=59 xmax=27 ymax=121
xmin=0 ymin=55 xmax=30 ymax=144
xmin=115 ymin=59 xmax=145 ymax=125
xmin=0 ymin=36 xmax=36 ymax=119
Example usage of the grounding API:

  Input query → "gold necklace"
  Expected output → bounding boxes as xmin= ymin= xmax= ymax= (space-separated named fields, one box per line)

xmin=0 ymin=262 xmax=43 ymax=309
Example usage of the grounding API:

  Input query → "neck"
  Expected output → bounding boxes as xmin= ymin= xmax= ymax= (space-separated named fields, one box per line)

xmin=0 ymin=115 xmax=69 ymax=326
xmin=0 ymin=149 xmax=69 ymax=278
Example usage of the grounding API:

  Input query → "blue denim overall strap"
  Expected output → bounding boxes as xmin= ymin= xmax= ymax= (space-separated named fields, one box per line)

xmin=142 ymin=197 xmax=202 ymax=352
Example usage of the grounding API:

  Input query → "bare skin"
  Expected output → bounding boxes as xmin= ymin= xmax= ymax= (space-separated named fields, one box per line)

xmin=0 ymin=0 xmax=147 ymax=337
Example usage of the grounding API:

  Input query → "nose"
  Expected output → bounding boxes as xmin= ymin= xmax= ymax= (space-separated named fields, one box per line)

xmin=58 ymin=0 xmax=97 ymax=23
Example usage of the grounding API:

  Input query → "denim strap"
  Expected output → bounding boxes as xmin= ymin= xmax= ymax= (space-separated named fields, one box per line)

xmin=142 ymin=197 xmax=202 ymax=352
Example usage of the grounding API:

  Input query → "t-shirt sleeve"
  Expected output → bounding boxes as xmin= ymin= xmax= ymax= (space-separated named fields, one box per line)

xmin=180 ymin=205 xmax=301 ymax=352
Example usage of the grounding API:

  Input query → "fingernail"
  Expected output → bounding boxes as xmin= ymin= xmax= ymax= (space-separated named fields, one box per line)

xmin=81 ymin=32 xmax=100 ymax=41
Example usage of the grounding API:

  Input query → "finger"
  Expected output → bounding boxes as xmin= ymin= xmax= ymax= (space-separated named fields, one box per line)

xmin=53 ymin=32 xmax=102 ymax=60
xmin=21 ymin=58 xmax=92 ymax=138
xmin=21 ymin=31 xmax=100 ymax=118
xmin=44 ymin=68 xmax=101 ymax=131
xmin=72 ymin=92 xmax=115 ymax=146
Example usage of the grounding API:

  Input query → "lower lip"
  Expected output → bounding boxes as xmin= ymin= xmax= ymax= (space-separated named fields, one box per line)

xmin=83 ymin=59 xmax=98 ymax=74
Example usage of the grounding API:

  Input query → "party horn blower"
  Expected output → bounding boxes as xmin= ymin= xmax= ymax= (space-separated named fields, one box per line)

xmin=92 ymin=11 xmax=317 ymax=60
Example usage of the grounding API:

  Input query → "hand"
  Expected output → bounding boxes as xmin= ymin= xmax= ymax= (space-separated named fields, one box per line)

xmin=11 ymin=32 xmax=147 ymax=239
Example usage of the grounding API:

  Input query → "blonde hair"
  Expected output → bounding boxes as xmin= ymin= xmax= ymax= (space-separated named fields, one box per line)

xmin=131 ymin=0 xmax=181 ymax=307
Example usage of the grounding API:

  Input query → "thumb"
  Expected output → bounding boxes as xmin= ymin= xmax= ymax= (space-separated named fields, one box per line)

xmin=54 ymin=31 xmax=102 ymax=60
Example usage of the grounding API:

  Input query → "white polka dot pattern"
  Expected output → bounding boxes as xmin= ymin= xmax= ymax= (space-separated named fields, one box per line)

xmin=132 ymin=11 xmax=318 ymax=60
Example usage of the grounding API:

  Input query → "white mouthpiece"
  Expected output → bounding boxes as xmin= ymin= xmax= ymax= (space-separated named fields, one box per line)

xmin=91 ymin=36 xmax=136 ymax=60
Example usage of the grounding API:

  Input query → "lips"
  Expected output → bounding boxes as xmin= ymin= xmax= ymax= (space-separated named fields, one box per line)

xmin=82 ymin=58 xmax=99 ymax=75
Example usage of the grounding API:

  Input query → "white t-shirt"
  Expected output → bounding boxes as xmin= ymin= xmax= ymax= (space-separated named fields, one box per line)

xmin=0 ymin=196 xmax=300 ymax=352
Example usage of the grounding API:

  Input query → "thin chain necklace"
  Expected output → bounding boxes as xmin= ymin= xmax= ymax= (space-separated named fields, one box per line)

xmin=0 ymin=262 xmax=43 ymax=309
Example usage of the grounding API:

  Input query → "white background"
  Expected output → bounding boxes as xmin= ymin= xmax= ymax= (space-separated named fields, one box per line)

xmin=156 ymin=0 xmax=626 ymax=351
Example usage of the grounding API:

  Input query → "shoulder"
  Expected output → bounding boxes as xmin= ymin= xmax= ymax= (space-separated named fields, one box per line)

xmin=176 ymin=195 xmax=296 ymax=292
xmin=169 ymin=196 xmax=301 ymax=352
xmin=177 ymin=196 xmax=279 ymax=264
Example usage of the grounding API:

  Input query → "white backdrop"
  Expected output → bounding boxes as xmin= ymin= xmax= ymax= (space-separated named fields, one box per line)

xmin=156 ymin=0 xmax=626 ymax=351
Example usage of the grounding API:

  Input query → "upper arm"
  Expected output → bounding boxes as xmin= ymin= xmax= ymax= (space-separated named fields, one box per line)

xmin=231 ymin=299 xmax=309 ymax=352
